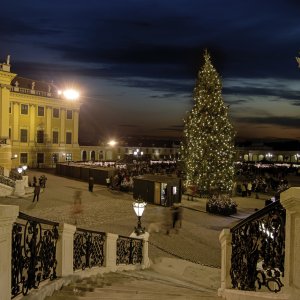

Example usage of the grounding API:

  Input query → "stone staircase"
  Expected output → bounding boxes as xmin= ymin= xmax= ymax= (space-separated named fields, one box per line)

xmin=45 ymin=258 xmax=221 ymax=300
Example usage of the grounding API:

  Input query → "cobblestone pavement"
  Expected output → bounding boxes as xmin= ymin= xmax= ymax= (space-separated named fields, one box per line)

xmin=0 ymin=170 xmax=268 ymax=268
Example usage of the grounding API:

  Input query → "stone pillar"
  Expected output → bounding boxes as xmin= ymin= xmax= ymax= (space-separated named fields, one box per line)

xmin=46 ymin=106 xmax=52 ymax=143
xmin=14 ymin=179 xmax=25 ymax=196
xmin=56 ymin=223 xmax=76 ymax=277
xmin=73 ymin=110 xmax=79 ymax=146
xmin=60 ymin=108 xmax=65 ymax=145
xmin=130 ymin=231 xmax=150 ymax=268
xmin=29 ymin=104 xmax=35 ymax=144
xmin=0 ymin=205 xmax=19 ymax=300
xmin=218 ymin=228 xmax=232 ymax=297
xmin=12 ymin=102 xmax=19 ymax=142
xmin=281 ymin=187 xmax=300 ymax=299
xmin=105 ymin=233 xmax=118 ymax=271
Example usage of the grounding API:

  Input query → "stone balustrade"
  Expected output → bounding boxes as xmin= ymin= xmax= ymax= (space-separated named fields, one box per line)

xmin=218 ymin=187 xmax=300 ymax=300
xmin=0 ymin=204 xmax=150 ymax=300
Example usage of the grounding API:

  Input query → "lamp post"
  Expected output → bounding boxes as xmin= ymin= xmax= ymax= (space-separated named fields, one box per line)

xmin=132 ymin=197 xmax=147 ymax=235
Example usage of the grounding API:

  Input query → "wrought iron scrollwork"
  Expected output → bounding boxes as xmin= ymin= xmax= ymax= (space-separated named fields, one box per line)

xmin=11 ymin=213 xmax=59 ymax=298
xmin=116 ymin=236 xmax=143 ymax=265
xmin=73 ymin=228 xmax=106 ymax=271
xmin=230 ymin=201 xmax=285 ymax=293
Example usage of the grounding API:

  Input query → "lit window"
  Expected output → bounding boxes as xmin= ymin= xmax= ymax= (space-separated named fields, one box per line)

xmin=53 ymin=108 xmax=59 ymax=118
xmin=66 ymin=132 xmax=72 ymax=144
xmin=37 ymin=130 xmax=44 ymax=143
xmin=53 ymin=131 xmax=59 ymax=144
xmin=37 ymin=153 xmax=44 ymax=163
xmin=38 ymin=106 xmax=45 ymax=116
xmin=20 ymin=153 xmax=28 ymax=164
xmin=21 ymin=104 xmax=28 ymax=115
xmin=66 ymin=110 xmax=73 ymax=119
xmin=20 ymin=129 xmax=28 ymax=143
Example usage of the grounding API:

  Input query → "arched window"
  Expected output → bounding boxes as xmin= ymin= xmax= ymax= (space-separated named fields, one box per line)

xmin=91 ymin=151 xmax=96 ymax=161
xmin=82 ymin=151 xmax=87 ymax=161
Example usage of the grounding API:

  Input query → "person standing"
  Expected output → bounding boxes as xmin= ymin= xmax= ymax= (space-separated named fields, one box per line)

xmin=33 ymin=183 xmax=41 ymax=202
xmin=88 ymin=177 xmax=94 ymax=192
xmin=106 ymin=176 xmax=111 ymax=188
xmin=247 ymin=181 xmax=252 ymax=197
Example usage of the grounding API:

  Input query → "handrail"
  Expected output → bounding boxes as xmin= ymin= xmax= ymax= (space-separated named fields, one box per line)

xmin=76 ymin=226 xmax=106 ymax=235
xmin=231 ymin=200 xmax=280 ymax=232
xmin=18 ymin=212 xmax=59 ymax=226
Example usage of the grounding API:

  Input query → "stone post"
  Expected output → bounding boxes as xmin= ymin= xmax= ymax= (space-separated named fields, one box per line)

xmin=0 ymin=205 xmax=19 ymax=300
xmin=104 ymin=233 xmax=118 ymax=271
xmin=14 ymin=179 xmax=25 ymax=196
xmin=56 ymin=223 xmax=76 ymax=277
xmin=218 ymin=228 xmax=232 ymax=297
xmin=280 ymin=187 xmax=300 ymax=299
xmin=130 ymin=231 xmax=150 ymax=269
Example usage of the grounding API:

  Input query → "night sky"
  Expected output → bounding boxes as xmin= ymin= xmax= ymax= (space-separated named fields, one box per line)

xmin=1 ymin=0 xmax=300 ymax=143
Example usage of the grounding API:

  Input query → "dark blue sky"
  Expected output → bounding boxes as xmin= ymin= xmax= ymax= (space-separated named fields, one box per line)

xmin=1 ymin=0 xmax=300 ymax=142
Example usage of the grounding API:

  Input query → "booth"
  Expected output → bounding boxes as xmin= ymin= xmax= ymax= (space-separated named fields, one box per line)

xmin=133 ymin=174 xmax=182 ymax=206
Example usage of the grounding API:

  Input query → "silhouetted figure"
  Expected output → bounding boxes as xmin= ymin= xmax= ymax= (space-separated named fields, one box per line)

xmin=32 ymin=176 xmax=37 ymax=187
xmin=88 ymin=177 xmax=94 ymax=192
xmin=33 ymin=184 xmax=40 ymax=202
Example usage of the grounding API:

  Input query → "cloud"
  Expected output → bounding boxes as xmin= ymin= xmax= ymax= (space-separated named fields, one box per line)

xmin=234 ymin=116 xmax=300 ymax=128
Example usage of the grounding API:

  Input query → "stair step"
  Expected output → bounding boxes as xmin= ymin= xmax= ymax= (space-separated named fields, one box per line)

xmin=46 ymin=294 xmax=218 ymax=300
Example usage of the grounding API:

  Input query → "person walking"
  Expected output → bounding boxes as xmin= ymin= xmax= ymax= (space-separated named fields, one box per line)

xmin=33 ymin=183 xmax=41 ymax=202
xmin=88 ymin=177 xmax=94 ymax=192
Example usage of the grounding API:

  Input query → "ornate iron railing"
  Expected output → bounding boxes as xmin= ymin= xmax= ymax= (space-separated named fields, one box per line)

xmin=73 ymin=228 xmax=106 ymax=271
xmin=230 ymin=201 xmax=286 ymax=293
xmin=116 ymin=235 xmax=143 ymax=265
xmin=11 ymin=212 xmax=59 ymax=298
xmin=0 ymin=174 xmax=15 ymax=187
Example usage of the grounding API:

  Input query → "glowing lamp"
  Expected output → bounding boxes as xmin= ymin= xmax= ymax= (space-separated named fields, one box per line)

xmin=63 ymin=89 xmax=79 ymax=100
xmin=132 ymin=197 xmax=147 ymax=235
xmin=108 ymin=140 xmax=117 ymax=146
xmin=17 ymin=167 xmax=23 ymax=174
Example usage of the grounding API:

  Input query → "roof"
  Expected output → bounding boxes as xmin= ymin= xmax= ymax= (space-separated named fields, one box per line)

xmin=134 ymin=174 xmax=181 ymax=183
xmin=11 ymin=76 xmax=58 ymax=94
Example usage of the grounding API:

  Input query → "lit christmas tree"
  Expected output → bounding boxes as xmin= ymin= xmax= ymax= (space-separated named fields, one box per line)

xmin=181 ymin=50 xmax=235 ymax=194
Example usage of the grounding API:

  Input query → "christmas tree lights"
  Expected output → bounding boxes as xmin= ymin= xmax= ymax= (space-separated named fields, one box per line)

xmin=181 ymin=50 xmax=235 ymax=194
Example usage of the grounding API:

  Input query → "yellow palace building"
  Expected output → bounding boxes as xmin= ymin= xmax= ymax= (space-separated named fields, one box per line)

xmin=0 ymin=56 xmax=81 ymax=173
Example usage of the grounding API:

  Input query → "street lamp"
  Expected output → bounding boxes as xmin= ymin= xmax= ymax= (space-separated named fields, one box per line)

xmin=22 ymin=165 xmax=27 ymax=174
xmin=132 ymin=197 xmax=147 ymax=235
xmin=17 ymin=167 xmax=23 ymax=174
xmin=108 ymin=140 xmax=117 ymax=147
xmin=266 ymin=153 xmax=273 ymax=161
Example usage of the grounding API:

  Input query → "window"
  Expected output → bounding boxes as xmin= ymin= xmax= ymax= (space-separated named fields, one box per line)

xmin=53 ymin=108 xmax=59 ymax=118
xmin=20 ymin=153 xmax=28 ymax=164
xmin=66 ymin=110 xmax=73 ymax=119
xmin=21 ymin=104 xmax=29 ymax=115
xmin=52 ymin=131 xmax=58 ymax=144
xmin=9 ymin=128 xmax=11 ymax=139
xmin=66 ymin=153 xmax=72 ymax=161
xmin=9 ymin=102 xmax=12 ymax=114
xmin=37 ymin=153 xmax=44 ymax=164
xmin=66 ymin=132 xmax=72 ymax=144
xmin=20 ymin=129 xmax=28 ymax=143
xmin=38 ymin=106 xmax=45 ymax=116
xmin=37 ymin=130 xmax=44 ymax=143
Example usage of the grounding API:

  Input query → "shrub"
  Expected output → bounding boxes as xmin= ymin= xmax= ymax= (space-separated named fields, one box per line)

xmin=206 ymin=194 xmax=237 ymax=216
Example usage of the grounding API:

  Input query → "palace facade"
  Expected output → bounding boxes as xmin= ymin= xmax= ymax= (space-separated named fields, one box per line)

xmin=0 ymin=57 xmax=81 ymax=172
